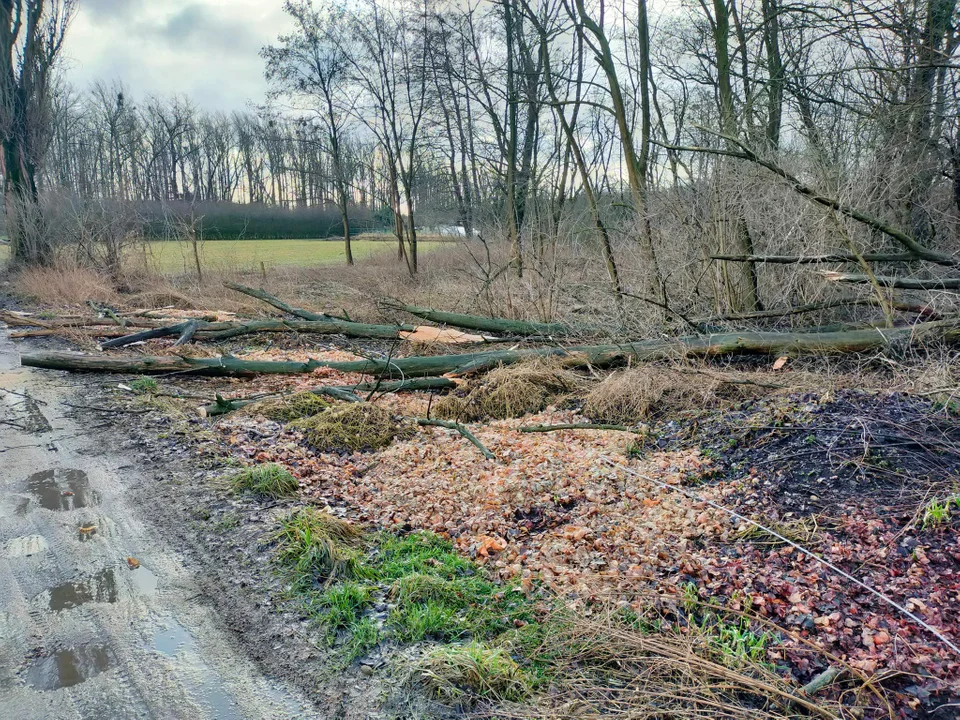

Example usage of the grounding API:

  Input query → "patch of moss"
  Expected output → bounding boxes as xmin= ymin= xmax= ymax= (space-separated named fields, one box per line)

xmin=255 ymin=392 xmax=331 ymax=422
xmin=290 ymin=402 xmax=403 ymax=453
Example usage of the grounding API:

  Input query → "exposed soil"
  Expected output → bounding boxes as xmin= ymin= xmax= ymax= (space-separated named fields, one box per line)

xmin=0 ymin=324 xmax=329 ymax=719
xmin=661 ymin=389 xmax=960 ymax=516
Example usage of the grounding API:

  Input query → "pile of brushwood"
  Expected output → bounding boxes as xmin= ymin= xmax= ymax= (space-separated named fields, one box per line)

xmin=10 ymin=282 xmax=960 ymax=383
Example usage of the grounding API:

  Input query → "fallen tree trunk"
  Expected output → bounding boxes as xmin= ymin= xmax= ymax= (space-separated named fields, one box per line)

xmin=197 ymin=377 xmax=458 ymax=417
xmin=198 ymin=318 xmax=415 ymax=341
xmin=99 ymin=317 xmax=461 ymax=348
xmin=174 ymin=320 xmax=199 ymax=347
xmin=519 ymin=423 xmax=640 ymax=433
xmin=0 ymin=311 xmax=167 ymax=330
xmin=701 ymin=298 xmax=943 ymax=323
xmin=711 ymin=252 xmax=918 ymax=264
xmin=11 ymin=328 xmax=141 ymax=339
xmin=22 ymin=319 xmax=960 ymax=377
xmin=101 ymin=322 xmax=193 ymax=349
xmin=223 ymin=281 xmax=335 ymax=321
xmin=823 ymin=272 xmax=960 ymax=290
xmin=379 ymin=298 xmax=585 ymax=337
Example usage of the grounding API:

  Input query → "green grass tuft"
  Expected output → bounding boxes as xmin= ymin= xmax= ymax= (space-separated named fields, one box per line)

xmin=389 ymin=599 xmax=459 ymax=642
xmin=231 ymin=463 xmax=300 ymax=499
xmin=130 ymin=376 xmax=159 ymax=394
xmin=419 ymin=641 xmax=531 ymax=704
xmin=274 ymin=509 xmax=368 ymax=586
xmin=345 ymin=617 xmax=381 ymax=661
xmin=320 ymin=582 xmax=373 ymax=633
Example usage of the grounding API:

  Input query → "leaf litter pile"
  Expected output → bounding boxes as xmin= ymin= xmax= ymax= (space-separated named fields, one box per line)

xmin=122 ymin=342 xmax=959 ymax=717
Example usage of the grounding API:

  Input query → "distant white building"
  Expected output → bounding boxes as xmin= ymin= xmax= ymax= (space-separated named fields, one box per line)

xmin=424 ymin=224 xmax=480 ymax=238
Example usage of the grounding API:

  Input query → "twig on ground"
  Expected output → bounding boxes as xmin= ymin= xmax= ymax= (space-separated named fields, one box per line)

xmin=416 ymin=417 xmax=495 ymax=460
xmin=60 ymin=401 xmax=152 ymax=414
xmin=802 ymin=666 xmax=843 ymax=696
xmin=519 ymin=422 xmax=641 ymax=433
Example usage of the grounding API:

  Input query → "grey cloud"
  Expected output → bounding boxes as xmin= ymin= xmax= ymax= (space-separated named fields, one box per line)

xmin=156 ymin=3 xmax=262 ymax=54
xmin=81 ymin=0 xmax=145 ymax=21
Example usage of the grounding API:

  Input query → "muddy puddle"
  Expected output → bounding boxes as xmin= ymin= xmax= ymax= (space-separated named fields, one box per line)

xmin=38 ymin=564 xmax=158 ymax=611
xmin=20 ymin=469 xmax=99 ymax=513
xmin=150 ymin=617 xmax=243 ymax=716
xmin=22 ymin=645 xmax=114 ymax=691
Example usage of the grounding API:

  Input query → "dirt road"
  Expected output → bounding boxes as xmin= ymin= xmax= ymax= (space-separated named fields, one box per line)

xmin=0 ymin=327 xmax=324 ymax=719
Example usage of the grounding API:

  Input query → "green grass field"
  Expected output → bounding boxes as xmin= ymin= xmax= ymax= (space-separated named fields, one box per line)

xmin=137 ymin=238 xmax=442 ymax=274
xmin=0 ymin=237 xmax=449 ymax=273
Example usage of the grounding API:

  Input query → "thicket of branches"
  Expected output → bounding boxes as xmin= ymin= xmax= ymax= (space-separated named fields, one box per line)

xmin=11 ymin=0 xmax=960 ymax=323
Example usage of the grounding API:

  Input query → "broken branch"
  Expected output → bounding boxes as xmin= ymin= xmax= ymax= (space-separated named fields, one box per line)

xmin=416 ymin=418 xmax=495 ymax=460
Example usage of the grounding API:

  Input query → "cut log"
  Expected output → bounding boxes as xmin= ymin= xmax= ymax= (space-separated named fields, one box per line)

xmin=379 ymin=298 xmax=583 ymax=337
xmin=822 ymin=272 xmax=960 ymax=290
xmin=22 ymin=319 xmax=960 ymax=377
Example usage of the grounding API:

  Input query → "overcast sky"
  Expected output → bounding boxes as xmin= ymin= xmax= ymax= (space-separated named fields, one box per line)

xmin=63 ymin=0 xmax=293 ymax=111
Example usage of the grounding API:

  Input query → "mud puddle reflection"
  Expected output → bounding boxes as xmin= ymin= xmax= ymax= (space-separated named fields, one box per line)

xmin=22 ymin=645 xmax=114 ymax=690
xmin=46 ymin=569 xmax=120 ymax=611
xmin=39 ymin=564 xmax=158 ymax=611
xmin=151 ymin=617 xmax=241 ymax=717
xmin=20 ymin=469 xmax=99 ymax=513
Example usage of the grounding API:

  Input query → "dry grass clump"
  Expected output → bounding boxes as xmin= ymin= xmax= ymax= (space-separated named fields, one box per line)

xmin=254 ymin=392 xmax=331 ymax=422
xmin=505 ymin=615 xmax=849 ymax=720
xmin=434 ymin=358 xmax=586 ymax=421
xmin=583 ymin=366 xmax=768 ymax=424
xmin=290 ymin=402 xmax=404 ymax=452
xmin=419 ymin=641 xmax=530 ymax=705
xmin=125 ymin=287 xmax=198 ymax=310
xmin=13 ymin=265 xmax=119 ymax=306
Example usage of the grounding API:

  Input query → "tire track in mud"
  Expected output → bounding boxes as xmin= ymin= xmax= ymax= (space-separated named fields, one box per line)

xmin=0 ymin=327 xmax=323 ymax=720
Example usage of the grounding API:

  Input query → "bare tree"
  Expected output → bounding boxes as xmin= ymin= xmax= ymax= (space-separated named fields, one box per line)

xmin=0 ymin=0 xmax=76 ymax=264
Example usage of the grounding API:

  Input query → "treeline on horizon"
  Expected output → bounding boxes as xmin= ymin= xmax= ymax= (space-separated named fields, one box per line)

xmin=136 ymin=199 xmax=386 ymax=241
